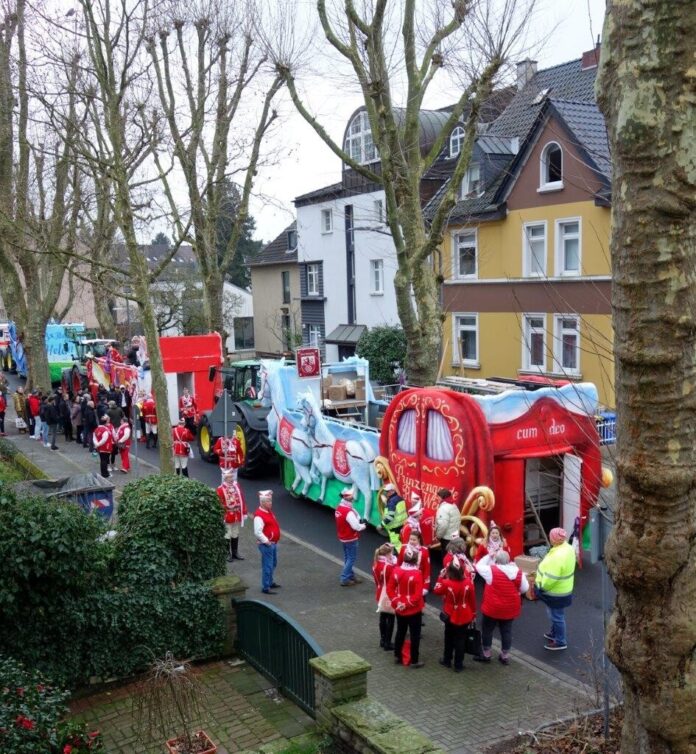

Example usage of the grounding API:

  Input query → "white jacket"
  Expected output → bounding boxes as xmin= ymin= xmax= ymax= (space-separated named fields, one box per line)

xmin=435 ymin=501 xmax=461 ymax=540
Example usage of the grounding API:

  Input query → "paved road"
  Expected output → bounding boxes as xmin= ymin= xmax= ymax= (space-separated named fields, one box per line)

xmin=4 ymin=371 xmax=617 ymax=688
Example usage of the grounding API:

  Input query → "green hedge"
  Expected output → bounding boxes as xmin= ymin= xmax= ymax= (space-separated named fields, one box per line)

xmin=0 ymin=479 xmax=227 ymax=689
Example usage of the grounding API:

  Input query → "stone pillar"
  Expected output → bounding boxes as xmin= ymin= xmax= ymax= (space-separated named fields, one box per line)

xmin=309 ymin=651 xmax=371 ymax=731
xmin=208 ymin=574 xmax=247 ymax=657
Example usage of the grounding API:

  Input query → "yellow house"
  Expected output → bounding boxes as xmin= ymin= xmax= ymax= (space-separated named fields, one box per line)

xmin=435 ymin=56 xmax=614 ymax=407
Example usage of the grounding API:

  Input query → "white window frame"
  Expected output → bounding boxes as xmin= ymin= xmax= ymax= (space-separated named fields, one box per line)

xmin=522 ymin=221 xmax=547 ymax=278
xmin=320 ymin=208 xmax=333 ymax=234
xmin=374 ymin=199 xmax=384 ymax=224
xmin=452 ymin=313 xmax=479 ymax=367
xmin=307 ymin=263 xmax=319 ymax=296
xmin=460 ymin=163 xmax=481 ymax=198
xmin=522 ymin=314 xmax=546 ymax=372
xmin=452 ymin=229 xmax=478 ymax=279
xmin=370 ymin=259 xmax=384 ymax=295
xmin=553 ymin=314 xmax=581 ymax=375
xmin=308 ymin=324 xmax=321 ymax=348
xmin=555 ymin=217 xmax=582 ymax=276
xmin=539 ymin=141 xmax=564 ymax=192
xmin=344 ymin=110 xmax=379 ymax=165
xmin=449 ymin=126 xmax=465 ymax=158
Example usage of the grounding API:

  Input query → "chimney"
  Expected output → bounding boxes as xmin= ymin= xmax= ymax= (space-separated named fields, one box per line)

xmin=516 ymin=59 xmax=537 ymax=90
xmin=581 ymin=36 xmax=601 ymax=70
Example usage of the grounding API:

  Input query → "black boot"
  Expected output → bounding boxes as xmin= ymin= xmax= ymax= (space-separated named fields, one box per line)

xmin=231 ymin=538 xmax=244 ymax=560
xmin=182 ymin=467 xmax=189 ymax=478
xmin=175 ymin=468 xmax=180 ymax=475
xmin=226 ymin=539 xmax=234 ymax=563
xmin=379 ymin=614 xmax=387 ymax=648
xmin=145 ymin=436 xmax=151 ymax=449
xmin=383 ymin=614 xmax=395 ymax=651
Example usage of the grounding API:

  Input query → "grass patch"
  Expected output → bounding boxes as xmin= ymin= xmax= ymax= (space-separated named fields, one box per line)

xmin=0 ymin=457 xmax=26 ymax=482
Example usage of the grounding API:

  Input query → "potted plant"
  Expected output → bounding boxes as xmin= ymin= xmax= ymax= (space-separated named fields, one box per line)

xmin=133 ymin=653 xmax=216 ymax=754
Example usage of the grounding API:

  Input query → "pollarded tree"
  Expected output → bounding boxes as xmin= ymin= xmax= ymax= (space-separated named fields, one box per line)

xmin=596 ymin=1 xmax=696 ymax=751
xmin=274 ymin=0 xmax=535 ymax=385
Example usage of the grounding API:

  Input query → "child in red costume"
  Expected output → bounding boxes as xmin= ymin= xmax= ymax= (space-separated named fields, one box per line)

xmin=473 ymin=521 xmax=511 ymax=563
xmin=217 ymin=470 xmax=247 ymax=562
xmin=398 ymin=530 xmax=431 ymax=594
xmin=388 ymin=546 xmax=425 ymax=668
xmin=172 ymin=418 xmax=194 ymax=477
xmin=433 ymin=559 xmax=477 ymax=672
xmin=372 ymin=543 xmax=397 ymax=651
xmin=212 ymin=435 xmax=244 ymax=479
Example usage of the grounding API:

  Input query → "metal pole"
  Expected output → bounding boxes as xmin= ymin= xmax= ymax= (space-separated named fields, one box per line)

xmin=601 ymin=555 xmax=610 ymax=740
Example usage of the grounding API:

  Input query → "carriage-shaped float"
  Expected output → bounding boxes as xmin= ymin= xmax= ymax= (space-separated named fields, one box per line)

xmin=261 ymin=357 xmax=610 ymax=556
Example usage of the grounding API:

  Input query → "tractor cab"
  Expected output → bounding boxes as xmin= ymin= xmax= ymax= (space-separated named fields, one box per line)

xmin=222 ymin=361 xmax=263 ymax=404
xmin=74 ymin=339 xmax=117 ymax=362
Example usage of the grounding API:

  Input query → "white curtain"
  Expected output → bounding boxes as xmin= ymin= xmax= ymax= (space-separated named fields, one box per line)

xmin=426 ymin=411 xmax=453 ymax=461
xmin=397 ymin=409 xmax=416 ymax=454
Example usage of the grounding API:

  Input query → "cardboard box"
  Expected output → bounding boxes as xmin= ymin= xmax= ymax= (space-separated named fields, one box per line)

xmin=322 ymin=374 xmax=332 ymax=399
xmin=355 ymin=378 xmax=366 ymax=401
xmin=514 ymin=555 xmax=540 ymax=575
xmin=328 ymin=384 xmax=347 ymax=401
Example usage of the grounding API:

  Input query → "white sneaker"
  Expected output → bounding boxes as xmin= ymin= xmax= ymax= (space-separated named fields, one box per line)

xmin=44 ymin=443 xmax=50 ymax=448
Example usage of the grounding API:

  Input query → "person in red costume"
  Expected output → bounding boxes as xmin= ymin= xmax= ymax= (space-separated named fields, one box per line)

xmin=388 ymin=546 xmax=425 ymax=668
xmin=108 ymin=343 xmax=123 ymax=363
xmin=254 ymin=490 xmax=281 ymax=595
xmin=473 ymin=521 xmax=511 ymax=563
xmin=172 ymin=418 xmax=194 ymax=477
xmin=335 ymin=487 xmax=366 ymax=586
xmin=114 ymin=420 xmax=131 ymax=473
xmin=475 ymin=550 xmax=529 ymax=665
xmin=400 ymin=492 xmax=424 ymax=546
xmin=178 ymin=387 xmax=198 ymax=433
xmin=217 ymin=470 xmax=247 ymax=563
xmin=433 ymin=559 xmax=477 ymax=672
xmin=93 ymin=415 xmax=114 ymax=478
xmin=373 ymin=543 xmax=397 ymax=651
xmin=142 ymin=394 xmax=157 ymax=448
xmin=212 ymin=434 xmax=244 ymax=479
xmin=398 ymin=530 xmax=431 ymax=594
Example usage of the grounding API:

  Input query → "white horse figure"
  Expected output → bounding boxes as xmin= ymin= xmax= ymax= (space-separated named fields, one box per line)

xmin=296 ymin=393 xmax=378 ymax=519
xmin=260 ymin=359 xmax=314 ymax=495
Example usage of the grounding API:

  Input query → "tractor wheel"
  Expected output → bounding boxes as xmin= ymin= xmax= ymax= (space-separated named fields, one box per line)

xmin=197 ymin=414 xmax=218 ymax=464
xmin=235 ymin=412 xmax=273 ymax=478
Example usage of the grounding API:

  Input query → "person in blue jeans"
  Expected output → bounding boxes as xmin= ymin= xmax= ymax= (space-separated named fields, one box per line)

xmin=534 ymin=527 xmax=576 ymax=651
xmin=253 ymin=490 xmax=282 ymax=595
xmin=335 ymin=487 xmax=366 ymax=586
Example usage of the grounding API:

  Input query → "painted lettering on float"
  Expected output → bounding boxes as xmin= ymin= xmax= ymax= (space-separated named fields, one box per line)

xmin=548 ymin=418 xmax=566 ymax=436
xmin=516 ymin=426 xmax=538 ymax=440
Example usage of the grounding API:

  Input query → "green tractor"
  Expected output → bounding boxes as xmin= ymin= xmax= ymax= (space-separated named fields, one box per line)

xmin=197 ymin=360 xmax=277 ymax=477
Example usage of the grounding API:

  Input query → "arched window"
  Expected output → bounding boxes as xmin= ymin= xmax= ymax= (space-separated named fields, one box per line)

xmin=344 ymin=111 xmax=378 ymax=165
xmin=397 ymin=409 xmax=416 ymax=454
xmin=540 ymin=142 xmax=563 ymax=188
xmin=449 ymin=126 xmax=465 ymax=158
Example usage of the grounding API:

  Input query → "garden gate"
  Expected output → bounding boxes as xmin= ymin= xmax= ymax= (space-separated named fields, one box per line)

xmin=233 ymin=599 xmax=323 ymax=716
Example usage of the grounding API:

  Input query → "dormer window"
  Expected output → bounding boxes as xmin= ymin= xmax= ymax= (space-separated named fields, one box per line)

xmin=287 ymin=229 xmax=297 ymax=251
xmin=344 ymin=111 xmax=378 ymax=165
xmin=460 ymin=163 xmax=481 ymax=198
xmin=539 ymin=142 xmax=563 ymax=191
xmin=449 ymin=126 xmax=465 ymax=158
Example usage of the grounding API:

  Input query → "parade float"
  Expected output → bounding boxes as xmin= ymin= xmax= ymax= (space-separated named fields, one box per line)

xmin=262 ymin=355 xmax=611 ymax=557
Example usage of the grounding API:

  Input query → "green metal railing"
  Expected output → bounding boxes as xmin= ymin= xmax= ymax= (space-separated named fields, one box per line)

xmin=233 ymin=599 xmax=323 ymax=716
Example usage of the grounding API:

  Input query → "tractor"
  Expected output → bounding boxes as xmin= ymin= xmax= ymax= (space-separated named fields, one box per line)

xmin=197 ymin=360 xmax=277 ymax=477
xmin=60 ymin=337 xmax=118 ymax=395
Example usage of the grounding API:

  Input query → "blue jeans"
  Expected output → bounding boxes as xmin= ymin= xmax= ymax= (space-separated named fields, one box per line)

xmin=258 ymin=543 xmax=277 ymax=590
xmin=546 ymin=604 xmax=567 ymax=646
xmin=340 ymin=540 xmax=358 ymax=584
xmin=41 ymin=423 xmax=49 ymax=444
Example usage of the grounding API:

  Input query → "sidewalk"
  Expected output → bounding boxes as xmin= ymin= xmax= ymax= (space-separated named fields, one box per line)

xmin=4 ymin=403 xmax=594 ymax=753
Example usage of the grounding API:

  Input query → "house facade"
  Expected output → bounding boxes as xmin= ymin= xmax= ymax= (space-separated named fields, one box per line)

xmin=435 ymin=48 xmax=615 ymax=407
xmin=248 ymin=223 xmax=301 ymax=357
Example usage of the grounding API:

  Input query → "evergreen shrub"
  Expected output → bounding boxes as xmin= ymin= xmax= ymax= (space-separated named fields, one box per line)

xmin=356 ymin=325 xmax=407 ymax=384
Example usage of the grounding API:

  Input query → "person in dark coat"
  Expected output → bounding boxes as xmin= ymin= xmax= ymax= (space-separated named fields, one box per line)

xmin=44 ymin=396 xmax=60 ymax=450
xmin=96 ymin=395 xmax=109 ymax=421
xmin=80 ymin=393 xmax=90 ymax=448
xmin=60 ymin=393 xmax=73 ymax=442
xmin=84 ymin=400 xmax=98 ymax=454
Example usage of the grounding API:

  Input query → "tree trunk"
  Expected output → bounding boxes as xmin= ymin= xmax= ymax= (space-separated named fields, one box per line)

xmin=596 ymin=2 xmax=696 ymax=752
xmin=23 ymin=313 xmax=51 ymax=392
xmin=91 ymin=275 xmax=116 ymax=336
xmin=203 ymin=270 xmax=224 ymax=338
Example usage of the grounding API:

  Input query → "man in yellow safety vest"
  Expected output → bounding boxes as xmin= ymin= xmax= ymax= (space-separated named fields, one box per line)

xmin=535 ymin=527 xmax=576 ymax=651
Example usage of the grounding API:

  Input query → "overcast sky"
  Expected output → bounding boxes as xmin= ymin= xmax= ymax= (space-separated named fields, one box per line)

xmin=247 ymin=0 xmax=607 ymax=245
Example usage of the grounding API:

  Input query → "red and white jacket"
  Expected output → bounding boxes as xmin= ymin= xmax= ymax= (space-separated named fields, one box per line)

xmin=0 ymin=394 xmax=6 ymax=413
xmin=254 ymin=507 xmax=281 ymax=544
xmin=372 ymin=554 xmax=397 ymax=604
xmin=178 ymin=394 xmax=197 ymax=419
xmin=115 ymin=423 xmax=131 ymax=449
xmin=387 ymin=564 xmax=425 ymax=616
xmin=335 ymin=501 xmax=366 ymax=543
xmin=93 ymin=424 xmax=114 ymax=453
xmin=397 ymin=544 xmax=431 ymax=591
xmin=476 ymin=554 xmax=528 ymax=621
xmin=213 ymin=436 xmax=244 ymax=470
xmin=473 ymin=540 xmax=511 ymax=564
xmin=217 ymin=482 xmax=247 ymax=525
xmin=433 ymin=574 xmax=477 ymax=625
xmin=172 ymin=425 xmax=194 ymax=457
xmin=400 ymin=516 xmax=422 ymax=546
xmin=142 ymin=398 xmax=157 ymax=426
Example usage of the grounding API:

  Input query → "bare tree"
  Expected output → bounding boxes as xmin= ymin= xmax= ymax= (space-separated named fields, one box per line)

xmin=76 ymin=0 xmax=177 ymax=473
xmin=596 ymin=1 xmax=696 ymax=751
xmin=0 ymin=0 xmax=83 ymax=390
xmin=273 ymin=0 xmax=535 ymax=385
xmin=147 ymin=0 xmax=283 ymax=338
